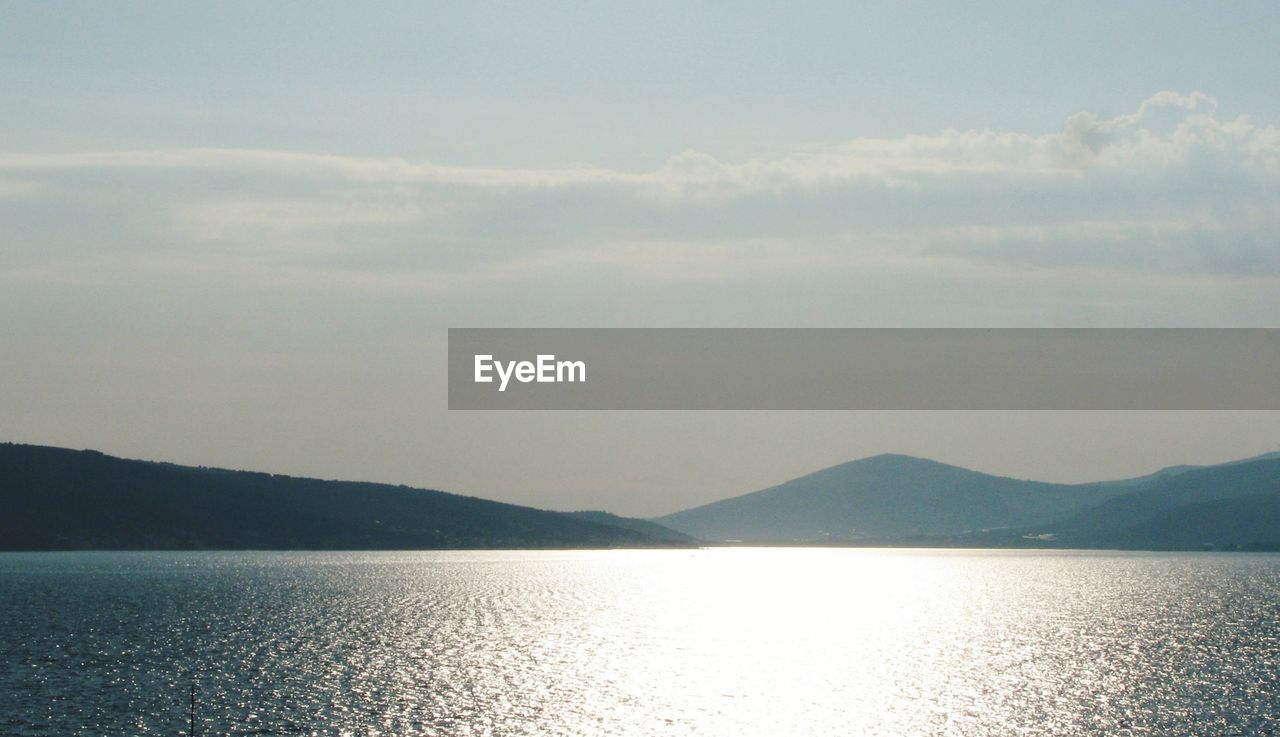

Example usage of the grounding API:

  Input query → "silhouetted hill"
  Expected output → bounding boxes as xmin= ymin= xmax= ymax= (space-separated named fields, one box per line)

xmin=1116 ymin=493 xmax=1280 ymax=550
xmin=565 ymin=511 xmax=697 ymax=544
xmin=0 ymin=443 xmax=684 ymax=550
xmin=655 ymin=454 xmax=1129 ymax=543
xmin=657 ymin=452 xmax=1280 ymax=550
xmin=7 ymin=442 xmax=1275 ymax=552
xmin=1096 ymin=451 xmax=1280 ymax=489
xmin=1023 ymin=457 xmax=1280 ymax=550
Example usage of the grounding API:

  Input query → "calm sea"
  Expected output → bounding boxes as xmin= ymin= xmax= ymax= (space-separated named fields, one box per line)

xmin=2 ymin=549 xmax=1278 ymax=736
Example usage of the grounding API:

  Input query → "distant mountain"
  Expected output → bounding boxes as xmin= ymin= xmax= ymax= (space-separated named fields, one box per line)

xmin=657 ymin=452 xmax=1280 ymax=550
xmin=0 ymin=443 xmax=685 ymax=550
xmin=1020 ymin=457 xmax=1280 ymax=550
xmin=655 ymin=454 xmax=1130 ymax=544
xmin=6 ymin=442 xmax=1276 ymax=552
xmin=1096 ymin=451 xmax=1280 ymax=489
xmin=565 ymin=511 xmax=697 ymax=544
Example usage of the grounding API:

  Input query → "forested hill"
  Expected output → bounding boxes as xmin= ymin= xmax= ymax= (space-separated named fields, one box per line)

xmin=0 ymin=443 xmax=686 ymax=550
xmin=657 ymin=452 xmax=1280 ymax=550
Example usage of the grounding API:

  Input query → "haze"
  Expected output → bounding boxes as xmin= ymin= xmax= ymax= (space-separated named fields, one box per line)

xmin=2 ymin=2 xmax=1279 ymax=516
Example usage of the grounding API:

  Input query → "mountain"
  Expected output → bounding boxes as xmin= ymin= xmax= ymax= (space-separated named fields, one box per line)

xmin=1019 ymin=456 xmax=1280 ymax=550
xmin=657 ymin=452 xmax=1280 ymax=550
xmin=6 ymin=442 xmax=1276 ymax=552
xmin=655 ymin=454 xmax=1130 ymax=544
xmin=1095 ymin=451 xmax=1280 ymax=489
xmin=564 ymin=511 xmax=697 ymax=544
xmin=0 ymin=443 xmax=686 ymax=550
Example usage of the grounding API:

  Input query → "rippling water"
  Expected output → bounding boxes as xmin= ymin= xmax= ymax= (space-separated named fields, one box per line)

xmin=2 ymin=549 xmax=1278 ymax=736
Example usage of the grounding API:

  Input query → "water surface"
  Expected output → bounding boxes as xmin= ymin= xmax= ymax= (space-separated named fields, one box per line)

xmin=2 ymin=549 xmax=1278 ymax=736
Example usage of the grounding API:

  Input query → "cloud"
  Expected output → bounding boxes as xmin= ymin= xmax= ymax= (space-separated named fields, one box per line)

xmin=4 ymin=91 xmax=1274 ymax=193
xmin=1 ymin=91 xmax=1278 ymax=290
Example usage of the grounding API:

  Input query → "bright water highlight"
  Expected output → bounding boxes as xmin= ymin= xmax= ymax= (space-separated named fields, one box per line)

xmin=3 ymin=549 xmax=1278 ymax=736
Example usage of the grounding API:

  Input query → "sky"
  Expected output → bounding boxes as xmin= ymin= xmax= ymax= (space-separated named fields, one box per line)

xmin=2 ymin=1 xmax=1279 ymax=516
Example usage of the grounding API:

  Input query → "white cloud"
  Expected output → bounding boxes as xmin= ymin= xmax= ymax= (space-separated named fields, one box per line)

xmin=4 ymin=91 xmax=1274 ymax=195
xmin=1 ymin=91 xmax=1277 ymax=289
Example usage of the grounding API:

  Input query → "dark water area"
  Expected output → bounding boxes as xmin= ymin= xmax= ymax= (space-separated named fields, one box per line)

xmin=3 ymin=549 xmax=1278 ymax=736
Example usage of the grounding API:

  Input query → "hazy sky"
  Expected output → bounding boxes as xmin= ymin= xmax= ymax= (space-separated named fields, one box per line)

xmin=2 ymin=2 xmax=1279 ymax=516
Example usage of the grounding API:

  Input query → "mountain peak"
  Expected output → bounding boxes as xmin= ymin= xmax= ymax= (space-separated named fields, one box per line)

xmin=656 ymin=452 xmax=1106 ymax=543
xmin=860 ymin=452 xmax=927 ymax=463
xmin=812 ymin=453 xmax=982 ymax=480
xmin=855 ymin=453 xmax=951 ymax=468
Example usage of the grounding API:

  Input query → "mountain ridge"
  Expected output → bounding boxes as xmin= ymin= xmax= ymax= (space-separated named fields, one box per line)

xmin=655 ymin=453 xmax=1128 ymax=543
xmin=1020 ymin=457 xmax=1280 ymax=549
xmin=5 ymin=442 xmax=1277 ymax=552
xmin=0 ymin=443 xmax=690 ymax=551
xmin=656 ymin=451 xmax=1280 ymax=549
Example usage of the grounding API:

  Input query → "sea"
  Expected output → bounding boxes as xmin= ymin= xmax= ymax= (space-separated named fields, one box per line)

xmin=2 ymin=548 xmax=1278 ymax=736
